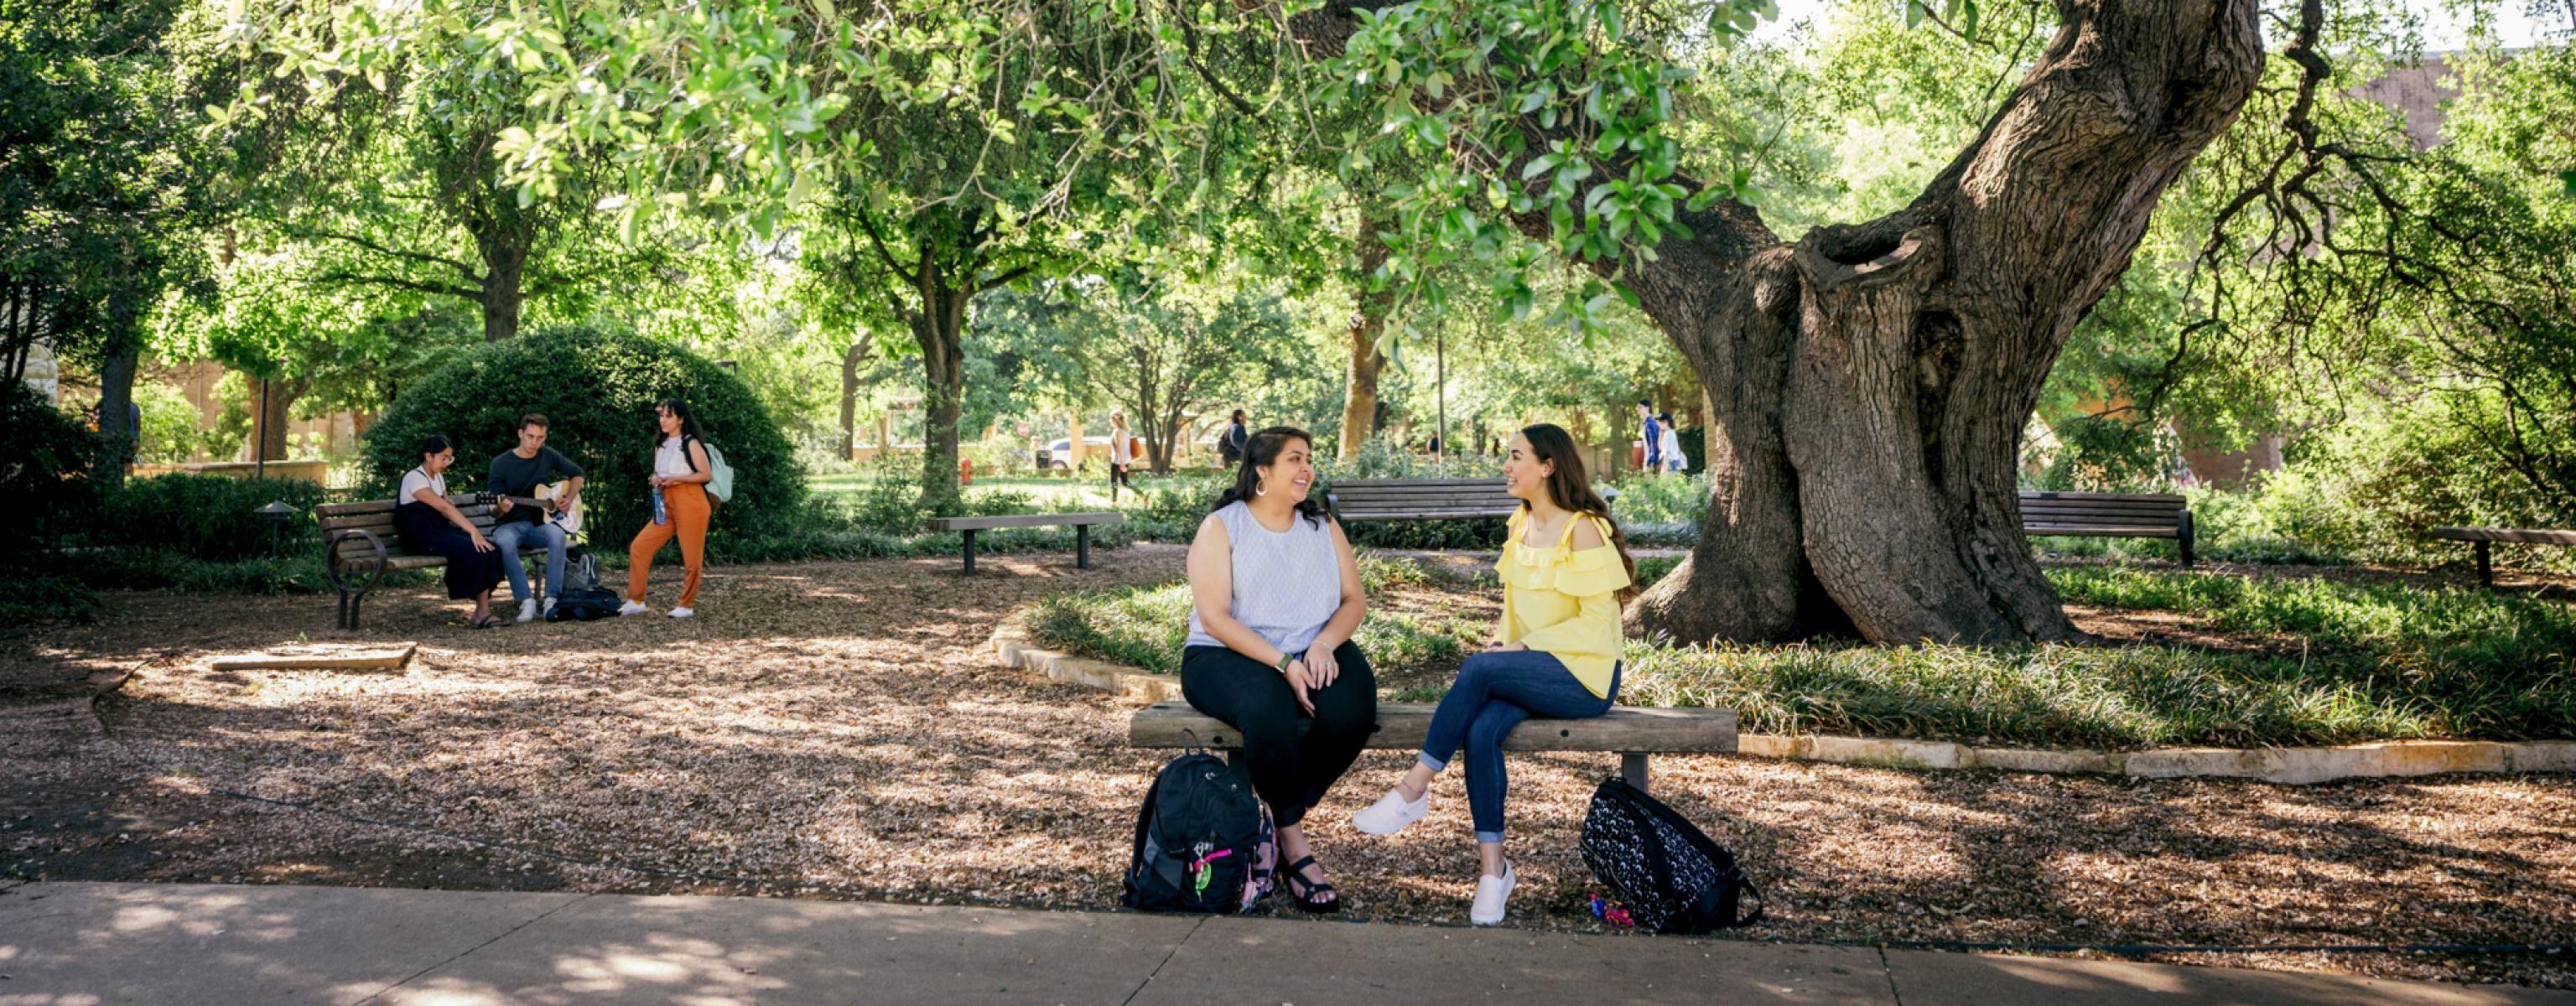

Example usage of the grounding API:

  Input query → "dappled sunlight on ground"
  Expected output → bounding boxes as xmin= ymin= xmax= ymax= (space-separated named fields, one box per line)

xmin=3 ymin=546 xmax=2571 ymax=989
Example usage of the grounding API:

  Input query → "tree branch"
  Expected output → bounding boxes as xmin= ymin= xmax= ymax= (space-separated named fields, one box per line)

xmin=312 ymin=271 xmax=484 ymax=301
xmin=297 ymin=228 xmax=485 ymax=284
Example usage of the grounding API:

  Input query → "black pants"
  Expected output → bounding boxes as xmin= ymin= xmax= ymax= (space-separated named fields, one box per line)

xmin=1181 ymin=641 xmax=1377 ymax=828
xmin=1110 ymin=463 xmax=1133 ymax=489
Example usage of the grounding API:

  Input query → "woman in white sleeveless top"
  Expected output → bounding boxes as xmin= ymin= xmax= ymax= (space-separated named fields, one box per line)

xmin=1182 ymin=426 xmax=1372 ymax=913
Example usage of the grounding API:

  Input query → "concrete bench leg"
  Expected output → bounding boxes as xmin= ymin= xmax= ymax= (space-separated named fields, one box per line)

xmin=1077 ymin=523 xmax=1092 ymax=569
xmin=1621 ymin=753 xmax=1649 ymax=794
xmin=961 ymin=528 xmax=978 ymax=575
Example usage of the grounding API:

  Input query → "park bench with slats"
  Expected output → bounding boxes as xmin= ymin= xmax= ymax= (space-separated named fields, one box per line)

xmin=1129 ymin=701 xmax=1737 ymax=795
xmin=2428 ymin=526 xmax=2576 ymax=589
xmin=1326 ymin=477 xmax=1521 ymax=523
xmin=2018 ymin=490 xmax=2196 ymax=565
xmin=922 ymin=511 xmax=1122 ymax=574
xmin=317 ymin=495 xmax=547 ymax=630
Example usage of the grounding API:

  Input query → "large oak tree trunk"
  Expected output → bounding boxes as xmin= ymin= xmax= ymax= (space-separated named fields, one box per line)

xmin=1296 ymin=0 xmax=2262 ymax=644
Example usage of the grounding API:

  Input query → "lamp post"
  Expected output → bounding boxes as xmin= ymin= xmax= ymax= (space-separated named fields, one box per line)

xmin=256 ymin=500 xmax=299 ymax=558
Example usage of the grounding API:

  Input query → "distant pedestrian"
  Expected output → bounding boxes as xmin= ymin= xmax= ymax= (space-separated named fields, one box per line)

xmin=1221 ymin=409 xmax=1250 ymax=468
xmin=1657 ymin=413 xmax=1685 ymax=474
xmin=1637 ymin=400 xmax=1661 ymax=472
xmin=1109 ymin=411 xmax=1135 ymax=494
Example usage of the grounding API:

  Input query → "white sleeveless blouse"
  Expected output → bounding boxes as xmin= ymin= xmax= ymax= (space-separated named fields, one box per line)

xmin=1184 ymin=500 xmax=1341 ymax=656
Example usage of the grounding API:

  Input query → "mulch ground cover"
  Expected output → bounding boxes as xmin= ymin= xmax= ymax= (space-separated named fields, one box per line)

xmin=3 ymin=546 xmax=2570 ymax=990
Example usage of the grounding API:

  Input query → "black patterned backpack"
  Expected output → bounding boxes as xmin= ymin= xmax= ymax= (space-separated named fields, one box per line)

xmin=1121 ymin=748 xmax=1275 ymax=913
xmin=1578 ymin=777 xmax=1764 ymax=933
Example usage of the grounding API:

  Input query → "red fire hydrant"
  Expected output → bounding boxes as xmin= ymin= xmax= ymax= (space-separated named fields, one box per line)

xmin=958 ymin=457 xmax=974 ymax=486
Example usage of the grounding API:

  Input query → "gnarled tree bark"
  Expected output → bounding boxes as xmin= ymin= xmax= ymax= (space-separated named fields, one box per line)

xmin=1293 ymin=0 xmax=2263 ymax=644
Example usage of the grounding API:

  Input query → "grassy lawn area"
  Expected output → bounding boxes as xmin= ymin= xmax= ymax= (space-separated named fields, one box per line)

xmin=1027 ymin=556 xmax=2576 ymax=750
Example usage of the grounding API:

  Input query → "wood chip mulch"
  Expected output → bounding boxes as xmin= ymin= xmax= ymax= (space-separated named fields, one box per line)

xmin=3 ymin=545 xmax=2570 ymax=990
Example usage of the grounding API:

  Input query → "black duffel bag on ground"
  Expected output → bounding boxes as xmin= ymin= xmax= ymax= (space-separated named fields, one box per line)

xmin=1579 ymin=777 xmax=1764 ymax=933
xmin=546 ymin=586 xmax=626 ymax=622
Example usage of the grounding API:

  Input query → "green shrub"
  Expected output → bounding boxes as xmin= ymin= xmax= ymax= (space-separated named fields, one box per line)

xmin=0 ymin=381 xmax=97 ymax=553
xmin=88 ymin=474 xmax=329 ymax=561
xmin=362 ymin=323 xmax=803 ymax=547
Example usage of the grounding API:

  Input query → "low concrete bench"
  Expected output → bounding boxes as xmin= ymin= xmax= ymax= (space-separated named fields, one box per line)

xmin=2019 ymin=490 xmax=2196 ymax=565
xmin=317 ymin=495 xmax=545 ymax=630
xmin=923 ymin=511 xmax=1122 ymax=574
xmin=1129 ymin=701 xmax=1737 ymax=794
xmin=2429 ymin=526 xmax=2576 ymax=589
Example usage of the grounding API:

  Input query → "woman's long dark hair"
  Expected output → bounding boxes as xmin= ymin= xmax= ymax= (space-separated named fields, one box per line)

xmin=1215 ymin=426 xmax=1329 ymax=528
xmin=655 ymin=398 xmax=706 ymax=442
xmin=1519 ymin=423 xmax=1639 ymax=600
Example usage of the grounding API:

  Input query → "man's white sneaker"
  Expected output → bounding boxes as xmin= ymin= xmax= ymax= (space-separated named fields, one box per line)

xmin=667 ymin=606 xmax=694 ymax=619
xmin=1350 ymin=785 xmax=1429 ymax=836
xmin=616 ymin=600 xmax=648 ymax=616
xmin=542 ymin=598 xmax=558 ymax=618
xmin=1470 ymin=862 xmax=1516 ymax=926
xmin=516 ymin=598 xmax=539 ymax=623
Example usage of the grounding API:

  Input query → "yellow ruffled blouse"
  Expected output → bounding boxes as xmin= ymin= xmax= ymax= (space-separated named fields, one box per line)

xmin=1496 ymin=508 xmax=1633 ymax=698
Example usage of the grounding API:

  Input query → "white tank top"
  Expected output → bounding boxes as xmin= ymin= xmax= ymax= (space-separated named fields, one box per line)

xmin=1185 ymin=500 xmax=1341 ymax=656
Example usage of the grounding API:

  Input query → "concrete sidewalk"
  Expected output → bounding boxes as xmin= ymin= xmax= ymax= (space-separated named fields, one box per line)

xmin=0 ymin=882 xmax=2567 ymax=1005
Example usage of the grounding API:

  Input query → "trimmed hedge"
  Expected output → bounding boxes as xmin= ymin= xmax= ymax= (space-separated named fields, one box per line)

xmin=362 ymin=324 xmax=804 ymax=547
xmin=90 ymin=474 xmax=329 ymax=561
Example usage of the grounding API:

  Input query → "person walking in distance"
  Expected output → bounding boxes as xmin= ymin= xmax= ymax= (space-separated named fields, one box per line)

xmin=1109 ymin=410 xmax=1135 ymax=498
xmin=1637 ymin=400 xmax=1661 ymax=474
xmin=1222 ymin=409 xmax=1250 ymax=468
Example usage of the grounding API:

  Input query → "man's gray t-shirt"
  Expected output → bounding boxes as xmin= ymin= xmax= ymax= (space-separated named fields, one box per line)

xmin=487 ymin=447 xmax=584 ymax=526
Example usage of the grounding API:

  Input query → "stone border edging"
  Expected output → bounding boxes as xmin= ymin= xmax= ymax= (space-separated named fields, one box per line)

xmin=989 ymin=610 xmax=2576 ymax=785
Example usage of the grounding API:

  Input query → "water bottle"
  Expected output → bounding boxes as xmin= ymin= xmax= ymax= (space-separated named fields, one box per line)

xmin=652 ymin=485 xmax=667 ymax=526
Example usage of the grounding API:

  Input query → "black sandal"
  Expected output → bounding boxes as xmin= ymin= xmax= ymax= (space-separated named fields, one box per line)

xmin=1282 ymin=855 xmax=1340 ymax=914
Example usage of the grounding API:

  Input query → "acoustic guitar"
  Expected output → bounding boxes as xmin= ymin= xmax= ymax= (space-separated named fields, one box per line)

xmin=476 ymin=480 xmax=584 ymax=540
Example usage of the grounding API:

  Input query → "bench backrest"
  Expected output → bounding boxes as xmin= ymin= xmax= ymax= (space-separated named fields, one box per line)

xmin=2017 ymin=490 xmax=2186 ymax=533
xmin=1326 ymin=478 xmax=1519 ymax=521
xmin=316 ymin=495 xmax=506 ymax=561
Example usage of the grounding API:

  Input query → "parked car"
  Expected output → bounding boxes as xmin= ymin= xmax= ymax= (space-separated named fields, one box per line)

xmin=1036 ymin=436 xmax=1115 ymax=470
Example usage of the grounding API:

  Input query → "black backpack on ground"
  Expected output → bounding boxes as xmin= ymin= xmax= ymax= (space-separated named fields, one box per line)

xmin=546 ymin=586 xmax=626 ymax=622
xmin=1121 ymin=748 xmax=1275 ymax=913
xmin=1579 ymin=777 xmax=1764 ymax=933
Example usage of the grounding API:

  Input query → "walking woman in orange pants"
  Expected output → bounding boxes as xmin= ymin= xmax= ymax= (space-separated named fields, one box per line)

xmin=621 ymin=398 xmax=713 ymax=619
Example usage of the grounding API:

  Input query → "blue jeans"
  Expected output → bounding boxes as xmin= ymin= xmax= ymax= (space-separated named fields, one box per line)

xmin=1418 ymin=649 xmax=1618 ymax=843
xmin=490 ymin=520 xmax=569 ymax=601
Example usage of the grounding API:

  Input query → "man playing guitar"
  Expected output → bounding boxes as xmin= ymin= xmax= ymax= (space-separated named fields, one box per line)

xmin=487 ymin=413 xmax=587 ymax=622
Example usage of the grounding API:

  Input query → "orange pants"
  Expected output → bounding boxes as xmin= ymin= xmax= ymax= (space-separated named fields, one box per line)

xmin=629 ymin=482 xmax=709 ymax=607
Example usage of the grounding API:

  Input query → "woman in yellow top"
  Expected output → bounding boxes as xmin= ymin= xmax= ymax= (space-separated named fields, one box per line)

xmin=1352 ymin=423 xmax=1637 ymax=926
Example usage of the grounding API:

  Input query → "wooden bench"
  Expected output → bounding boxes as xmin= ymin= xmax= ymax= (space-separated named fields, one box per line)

xmin=2429 ymin=526 xmax=2576 ymax=589
xmin=1325 ymin=478 xmax=1620 ymax=525
xmin=922 ymin=511 xmax=1122 ymax=574
xmin=1129 ymin=701 xmax=1737 ymax=795
xmin=317 ymin=495 xmax=547 ymax=630
xmin=2019 ymin=490 xmax=2196 ymax=565
xmin=1326 ymin=478 xmax=1519 ymax=523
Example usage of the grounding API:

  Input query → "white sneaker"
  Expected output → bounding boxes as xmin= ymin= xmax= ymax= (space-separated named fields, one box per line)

xmin=667 ymin=606 xmax=694 ymax=619
xmin=542 ymin=598 xmax=558 ymax=618
xmin=1470 ymin=861 xmax=1516 ymax=926
xmin=1350 ymin=785 xmax=1430 ymax=836
xmin=516 ymin=598 xmax=539 ymax=623
xmin=616 ymin=600 xmax=648 ymax=616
